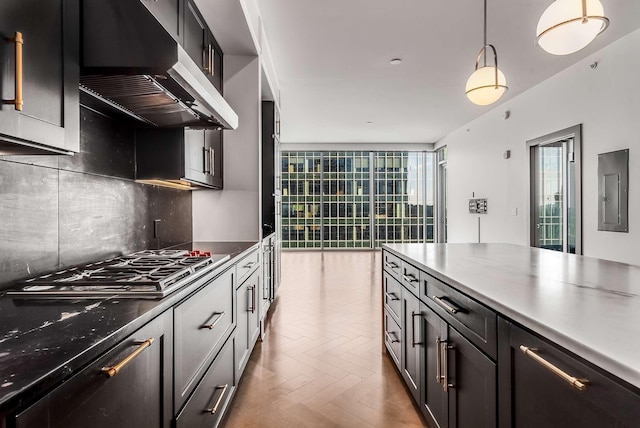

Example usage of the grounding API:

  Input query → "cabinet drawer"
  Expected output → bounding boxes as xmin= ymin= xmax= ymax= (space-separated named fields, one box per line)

xmin=174 ymin=267 xmax=234 ymax=410
xmin=425 ymin=273 xmax=497 ymax=359
xmin=236 ymin=248 xmax=259 ymax=285
xmin=15 ymin=311 xmax=172 ymax=428
xmin=384 ymin=309 xmax=402 ymax=371
xmin=501 ymin=320 xmax=640 ymax=428
xmin=400 ymin=260 xmax=420 ymax=296
xmin=176 ymin=335 xmax=236 ymax=428
xmin=383 ymin=271 xmax=402 ymax=324
xmin=383 ymin=251 xmax=402 ymax=280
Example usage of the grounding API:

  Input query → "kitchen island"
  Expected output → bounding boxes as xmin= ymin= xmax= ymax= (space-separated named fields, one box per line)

xmin=383 ymin=243 xmax=640 ymax=428
xmin=0 ymin=241 xmax=260 ymax=426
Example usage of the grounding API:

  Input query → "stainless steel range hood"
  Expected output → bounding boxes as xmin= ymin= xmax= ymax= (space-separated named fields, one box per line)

xmin=81 ymin=0 xmax=238 ymax=130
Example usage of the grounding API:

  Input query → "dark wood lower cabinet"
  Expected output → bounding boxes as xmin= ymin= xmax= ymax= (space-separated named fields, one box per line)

xmin=401 ymin=288 xmax=421 ymax=403
xmin=234 ymin=268 xmax=260 ymax=378
xmin=175 ymin=335 xmax=236 ymax=428
xmin=420 ymin=304 xmax=496 ymax=428
xmin=498 ymin=318 xmax=640 ymax=428
xmin=422 ymin=304 xmax=448 ymax=428
xmin=447 ymin=327 xmax=496 ymax=428
xmin=13 ymin=311 xmax=173 ymax=428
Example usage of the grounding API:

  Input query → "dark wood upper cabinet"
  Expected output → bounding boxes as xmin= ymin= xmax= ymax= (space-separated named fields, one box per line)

xmin=183 ymin=0 xmax=222 ymax=92
xmin=139 ymin=0 xmax=183 ymax=42
xmin=0 ymin=0 xmax=79 ymax=154
xmin=136 ymin=127 xmax=223 ymax=190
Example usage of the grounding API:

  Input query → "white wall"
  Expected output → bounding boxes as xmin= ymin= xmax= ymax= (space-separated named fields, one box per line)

xmin=193 ymin=55 xmax=262 ymax=241
xmin=439 ymin=28 xmax=640 ymax=265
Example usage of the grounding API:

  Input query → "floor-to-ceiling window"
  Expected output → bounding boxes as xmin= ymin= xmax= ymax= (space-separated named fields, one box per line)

xmin=281 ymin=151 xmax=435 ymax=249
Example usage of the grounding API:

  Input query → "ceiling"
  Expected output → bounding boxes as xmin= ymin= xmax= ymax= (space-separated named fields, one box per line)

xmin=257 ymin=0 xmax=640 ymax=144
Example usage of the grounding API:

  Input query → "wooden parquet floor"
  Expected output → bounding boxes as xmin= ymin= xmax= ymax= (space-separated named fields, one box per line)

xmin=222 ymin=251 xmax=426 ymax=428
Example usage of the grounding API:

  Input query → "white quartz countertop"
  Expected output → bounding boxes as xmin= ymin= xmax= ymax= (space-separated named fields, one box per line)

xmin=383 ymin=243 xmax=640 ymax=390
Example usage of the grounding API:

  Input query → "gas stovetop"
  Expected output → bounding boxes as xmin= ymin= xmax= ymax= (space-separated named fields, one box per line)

xmin=6 ymin=250 xmax=230 ymax=299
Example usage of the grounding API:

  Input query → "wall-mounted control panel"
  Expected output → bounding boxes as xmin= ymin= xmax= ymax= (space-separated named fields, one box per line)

xmin=469 ymin=198 xmax=488 ymax=214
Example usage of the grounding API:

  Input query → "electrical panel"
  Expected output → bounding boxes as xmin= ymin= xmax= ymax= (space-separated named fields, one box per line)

xmin=469 ymin=198 xmax=487 ymax=214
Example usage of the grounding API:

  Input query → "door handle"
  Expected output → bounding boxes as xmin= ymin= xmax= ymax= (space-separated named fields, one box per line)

xmin=210 ymin=147 xmax=215 ymax=177
xmin=206 ymin=384 xmax=229 ymax=414
xmin=101 ymin=338 xmax=154 ymax=378
xmin=201 ymin=311 xmax=225 ymax=330
xmin=411 ymin=311 xmax=422 ymax=347
xmin=520 ymin=345 xmax=589 ymax=391
xmin=442 ymin=341 xmax=455 ymax=392
xmin=203 ymin=147 xmax=211 ymax=174
xmin=3 ymin=32 xmax=23 ymax=111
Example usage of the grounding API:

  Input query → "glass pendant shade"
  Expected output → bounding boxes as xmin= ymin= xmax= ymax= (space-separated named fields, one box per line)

xmin=537 ymin=0 xmax=609 ymax=55
xmin=466 ymin=66 xmax=508 ymax=106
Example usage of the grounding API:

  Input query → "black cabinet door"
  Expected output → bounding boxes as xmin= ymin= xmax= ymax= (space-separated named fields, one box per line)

xmin=447 ymin=327 xmax=496 ymax=428
xmin=205 ymin=129 xmax=223 ymax=189
xmin=139 ymin=0 xmax=182 ymax=42
xmin=0 ymin=0 xmax=79 ymax=154
xmin=421 ymin=304 xmax=449 ymax=428
xmin=401 ymin=287 xmax=421 ymax=403
xmin=14 ymin=311 xmax=173 ymax=428
xmin=206 ymin=28 xmax=223 ymax=92
xmin=498 ymin=319 xmax=640 ymax=428
xmin=235 ymin=269 xmax=260 ymax=378
xmin=262 ymin=101 xmax=277 ymax=237
xmin=184 ymin=129 xmax=209 ymax=185
xmin=183 ymin=0 xmax=207 ymax=75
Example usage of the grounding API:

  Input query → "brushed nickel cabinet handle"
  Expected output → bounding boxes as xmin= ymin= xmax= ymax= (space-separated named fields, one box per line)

xmin=206 ymin=384 xmax=229 ymax=414
xmin=520 ymin=345 xmax=589 ymax=391
xmin=384 ymin=291 xmax=399 ymax=301
xmin=436 ymin=337 xmax=443 ymax=383
xmin=101 ymin=338 xmax=154 ymax=378
xmin=249 ymin=285 xmax=256 ymax=313
xmin=243 ymin=261 xmax=256 ymax=269
xmin=385 ymin=331 xmax=400 ymax=344
xmin=411 ymin=311 xmax=422 ymax=347
xmin=3 ymin=32 xmax=23 ymax=111
xmin=433 ymin=296 xmax=460 ymax=314
xmin=209 ymin=44 xmax=214 ymax=76
xmin=402 ymin=273 xmax=418 ymax=283
xmin=203 ymin=146 xmax=211 ymax=174
xmin=442 ymin=341 xmax=455 ymax=392
xmin=210 ymin=147 xmax=215 ymax=176
xmin=201 ymin=311 xmax=225 ymax=330
xmin=384 ymin=261 xmax=398 ymax=269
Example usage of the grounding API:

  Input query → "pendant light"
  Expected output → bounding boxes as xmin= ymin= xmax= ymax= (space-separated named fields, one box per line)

xmin=465 ymin=0 xmax=508 ymax=106
xmin=536 ymin=0 xmax=609 ymax=55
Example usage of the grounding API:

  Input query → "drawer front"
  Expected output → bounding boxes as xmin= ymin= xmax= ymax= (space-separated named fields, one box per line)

xmin=383 ymin=250 xmax=402 ymax=279
xmin=174 ymin=267 xmax=234 ymax=410
xmin=176 ymin=335 xmax=236 ymax=428
xmin=384 ymin=309 xmax=402 ymax=371
xmin=15 ymin=311 xmax=173 ymax=428
xmin=401 ymin=260 xmax=421 ymax=296
xmin=425 ymin=272 xmax=497 ymax=359
xmin=503 ymin=321 xmax=640 ymax=428
xmin=383 ymin=271 xmax=402 ymax=324
xmin=236 ymin=248 xmax=260 ymax=285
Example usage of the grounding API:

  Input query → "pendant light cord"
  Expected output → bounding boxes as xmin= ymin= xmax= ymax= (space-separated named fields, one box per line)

xmin=483 ymin=0 xmax=487 ymax=66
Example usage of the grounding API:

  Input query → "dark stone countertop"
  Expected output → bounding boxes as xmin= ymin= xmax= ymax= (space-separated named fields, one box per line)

xmin=383 ymin=243 xmax=640 ymax=391
xmin=0 ymin=241 xmax=259 ymax=414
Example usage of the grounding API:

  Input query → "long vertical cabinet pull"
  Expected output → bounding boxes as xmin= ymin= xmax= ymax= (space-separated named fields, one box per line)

xmin=441 ymin=341 xmax=455 ymax=392
xmin=4 ymin=32 xmax=23 ymax=111
xmin=411 ymin=311 xmax=422 ymax=347
xmin=210 ymin=148 xmax=215 ymax=176
xmin=435 ymin=337 xmax=443 ymax=383
xmin=203 ymin=147 xmax=211 ymax=174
